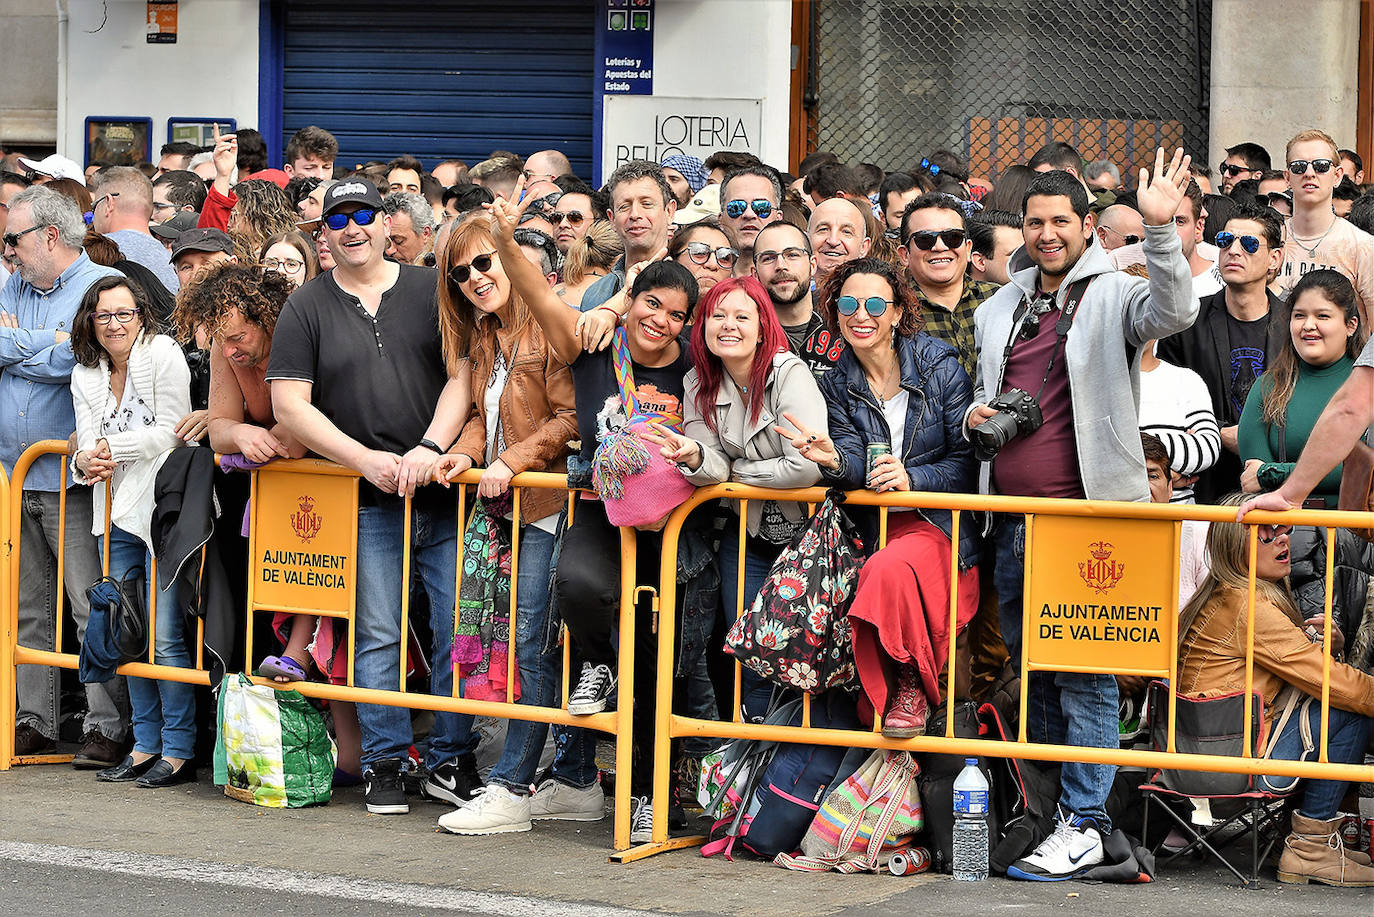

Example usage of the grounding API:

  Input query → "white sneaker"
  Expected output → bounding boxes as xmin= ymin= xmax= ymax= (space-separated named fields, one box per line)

xmin=529 ymin=778 xmax=606 ymax=821
xmin=630 ymin=795 xmax=653 ymax=844
xmin=568 ymin=662 xmax=616 ymax=715
xmin=1006 ymin=809 xmax=1104 ymax=881
xmin=437 ymin=784 xmax=532 ymax=835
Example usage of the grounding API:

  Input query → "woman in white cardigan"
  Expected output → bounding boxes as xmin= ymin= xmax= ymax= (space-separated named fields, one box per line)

xmin=70 ymin=276 xmax=193 ymax=788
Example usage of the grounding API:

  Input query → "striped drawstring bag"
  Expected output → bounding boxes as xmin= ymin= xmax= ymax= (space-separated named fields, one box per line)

xmin=775 ymin=750 xmax=923 ymax=873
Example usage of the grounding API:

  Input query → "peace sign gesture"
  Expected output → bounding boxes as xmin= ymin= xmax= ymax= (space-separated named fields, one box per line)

xmin=642 ymin=421 xmax=702 ymax=472
xmin=484 ymin=174 xmax=536 ymax=245
xmin=773 ymin=411 xmax=840 ymax=471
xmin=1136 ymin=147 xmax=1194 ymax=227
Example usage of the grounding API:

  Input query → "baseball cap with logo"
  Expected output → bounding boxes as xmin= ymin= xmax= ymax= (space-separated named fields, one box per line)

xmin=171 ymin=227 xmax=235 ymax=262
xmin=18 ymin=154 xmax=84 ymax=182
xmin=320 ymin=180 xmax=384 ymax=217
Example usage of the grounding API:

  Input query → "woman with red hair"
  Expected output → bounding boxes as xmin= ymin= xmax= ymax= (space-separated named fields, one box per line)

xmin=648 ymin=275 xmax=828 ymax=717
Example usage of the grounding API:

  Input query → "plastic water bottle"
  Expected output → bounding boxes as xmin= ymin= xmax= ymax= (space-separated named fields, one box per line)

xmin=952 ymin=758 xmax=989 ymax=881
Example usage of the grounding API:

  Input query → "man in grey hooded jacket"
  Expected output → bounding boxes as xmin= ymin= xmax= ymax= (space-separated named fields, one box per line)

xmin=966 ymin=148 xmax=1198 ymax=881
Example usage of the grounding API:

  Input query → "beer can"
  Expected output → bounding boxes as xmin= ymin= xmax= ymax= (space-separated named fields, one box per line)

xmin=888 ymin=847 xmax=931 ymax=876
xmin=1360 ymin=816 xmax=1373 ymax=856
xmin=1339 ymin=813 xmax=1360 ymax=849
xmin=866 ymin=442 xmax=892 ymax=481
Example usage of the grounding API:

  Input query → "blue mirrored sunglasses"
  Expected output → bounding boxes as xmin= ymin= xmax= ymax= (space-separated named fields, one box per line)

xmin=1215 ymin=231 xmax=1260 ymax=254
xmin=836 ymin=295 xmax=892 ymax=317
xmin=724 ymin=198 xmax=774 ymax=220
xmin=323 ymin=207 xmax=380 ymax=231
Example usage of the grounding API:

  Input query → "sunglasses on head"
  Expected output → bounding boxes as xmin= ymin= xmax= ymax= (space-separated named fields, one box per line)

xmin=550 ymin=210 xmax=585 ymax=226
xmin=724 ymin=198 xmax=774 ymax=220
xmin=836 ymin=295 xmax=892 ymax=317
xmin=1257 ymin=523 xmax=1292 ymax=544
xmin=905 ymin=228 xmax=967 ymax=251
xmin=1287 ymin=159 xmax=1334 ymax=175
xmin=1218 ymin=163 xmax=1250 ymax=178
xmin=448 ymin=253 xmax=495 ymax=285
xmin=685 ymin=241 xmax=738 ymax=268
xmin=919 ymin=157 xmax=941 ymax=176
xmin=322 ymin=207 xmax=380 ymax=231
xmin=1215 ymin=231 xmax=1261 ymax=254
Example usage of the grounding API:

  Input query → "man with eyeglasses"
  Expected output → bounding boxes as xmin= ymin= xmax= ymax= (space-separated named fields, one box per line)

xmin=967 ymin=152 xmax=1198 ymax=881
xmin=896 ymin=193 xmax=998 ymax=378
xmin=267 ymin=179 xmax=475 ymax=816
xmin=751 ymin=220 xmax=835 ymax=379
xmin=1277 ymin=128 xmax=1374 ymax=328
xmin=1218 ymin=142 xmax=1271 ymax=195
xmin=578 ymin=160 xmax=677 ymax=312
xmin=718 ymin=165 xmax=782 ymax=252
xmin=151 ymin=170 xmax=207 ymax=224
xmin=0 ymin=185 xmax=127 ymax=766
xmin=90 ymin=166 xmax=179 ymax=294
xmin=521 ymin=150 xmax=572 ymax=201
xmin=1158 ymin=205 xmax=1288 ymax=504
xmin=1093 ymin=204 xmax=1144 ymax=252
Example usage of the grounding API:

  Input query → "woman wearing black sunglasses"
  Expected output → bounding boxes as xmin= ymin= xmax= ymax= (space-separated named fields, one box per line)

xmin=667 ymin=217 xmax=737 ymax=296
xmin=777 ymin=257 xmax=979 ymax=739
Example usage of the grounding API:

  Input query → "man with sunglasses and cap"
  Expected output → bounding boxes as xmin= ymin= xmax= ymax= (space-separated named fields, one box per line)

xmin=718 ymin=165 xmax=782 ymax=253
xmin=267 ymin=178 xmax=476 ymax=816
xmin=966 ymin=149 xmax=1198 ymax=882
xmin=1159 ymin=205 xmax=1289 ymax=504
xmin=1278 ymin=128 xmax=1374 ymax=328
xmin=898 ymin=193 xmax=998 ymax=379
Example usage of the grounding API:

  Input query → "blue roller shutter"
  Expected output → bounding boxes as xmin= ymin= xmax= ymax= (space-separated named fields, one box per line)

xmin=280 ymin=0 xmax=594 ymax=178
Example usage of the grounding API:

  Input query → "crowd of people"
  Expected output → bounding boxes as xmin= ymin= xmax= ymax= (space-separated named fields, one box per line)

xmin=2 ymin=121 xmax=1374 ymax=886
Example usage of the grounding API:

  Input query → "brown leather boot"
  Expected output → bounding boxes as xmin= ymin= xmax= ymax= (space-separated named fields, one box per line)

xmin=881 ymin=666 xmax=928 ymax=739
xmin=1276 ymin=812 xmax=1374 ymax=886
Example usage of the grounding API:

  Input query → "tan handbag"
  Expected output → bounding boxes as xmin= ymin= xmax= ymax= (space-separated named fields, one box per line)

xmin=1338 ymin=432 xmax=1374 ymax=542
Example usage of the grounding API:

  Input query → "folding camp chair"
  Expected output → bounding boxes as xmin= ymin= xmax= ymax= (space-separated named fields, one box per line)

xmin=1138 ymin=681 xmax=1291 ymax=888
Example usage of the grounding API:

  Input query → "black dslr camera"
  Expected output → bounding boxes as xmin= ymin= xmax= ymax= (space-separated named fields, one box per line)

xmin=971 ymin=388 xmax=1043 ymax=462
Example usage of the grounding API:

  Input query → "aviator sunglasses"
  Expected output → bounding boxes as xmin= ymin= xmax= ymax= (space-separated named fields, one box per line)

xmin=724 ymin=198 xmax=775 ymax=220
xmin=1215 ymin=231 xmax=1261 ymax=254
xmin=836 ymin=295 xmax=892 ymax=317
xmin=685 ymin=242 xmax=738 ymax=268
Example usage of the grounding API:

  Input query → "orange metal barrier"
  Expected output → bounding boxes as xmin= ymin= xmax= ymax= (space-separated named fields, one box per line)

xmin=0 ymin=458 xmax=10 ymax=768
xmin=633 ymin=484 xmax=1374 ymax=859
xmin=0 ymin=443 xmax=639 ymax=850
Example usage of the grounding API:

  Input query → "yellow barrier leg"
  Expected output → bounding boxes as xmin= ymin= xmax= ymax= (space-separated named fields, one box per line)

xmin=611 ymin=527 xmax=636 ymax=854
xmin=0 ymin=466 xmax=12 ymax=769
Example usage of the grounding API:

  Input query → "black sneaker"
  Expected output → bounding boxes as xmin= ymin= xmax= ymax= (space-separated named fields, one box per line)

xmin=568 ymin=663 xmax=616 ymax=715
xmin=363 ymin=759 xmax=409 ymax=815
xmin=422 ymin=753 xmax=482 ymax=806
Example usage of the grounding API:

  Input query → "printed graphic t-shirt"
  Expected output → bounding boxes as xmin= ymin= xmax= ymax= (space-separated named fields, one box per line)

xmin=570 ymin=337 xmax=690 ymax=465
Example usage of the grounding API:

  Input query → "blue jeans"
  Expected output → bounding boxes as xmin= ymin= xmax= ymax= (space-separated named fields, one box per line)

xmin=103 ymin=525 xmax=193 ymax=760
xmin=718 ymin=534 xmax=779 ymax=723
xmin=1261 ymin=700 xmax=1372 ymax=819
xmin=484 ymin=524 xmax=559 ymax=794
xmin=354 ymin=503 xmax=472 ymax=771
xmin=993 ymin=514 xmax=1118 ymax=832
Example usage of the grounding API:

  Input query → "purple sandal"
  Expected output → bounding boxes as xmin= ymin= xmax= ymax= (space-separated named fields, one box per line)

xmin=259 ymin=654 xmax=308 ymax=682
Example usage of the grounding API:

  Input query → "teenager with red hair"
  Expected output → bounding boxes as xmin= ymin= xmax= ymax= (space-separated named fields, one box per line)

xmin=648 ymin=276 xmax=828 ymax=717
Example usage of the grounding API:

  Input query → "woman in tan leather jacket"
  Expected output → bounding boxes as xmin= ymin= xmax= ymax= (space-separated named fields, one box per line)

xmin=431 ymin=213 xmax=578 ymax=836
xmin=1177 ymin=507 xmax=1374 ymax=886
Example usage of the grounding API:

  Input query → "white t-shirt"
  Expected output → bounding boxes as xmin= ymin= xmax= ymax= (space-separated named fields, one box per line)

xmin=483 ymin=350 xmax=558 ymax=536
xmin=879 ymin=389 xmax=913 ymax=512
xmin=1138 ymin=359 xmax=1221 ymax=503
xmin=1279 ymin=216 xmax=1374 ymax=329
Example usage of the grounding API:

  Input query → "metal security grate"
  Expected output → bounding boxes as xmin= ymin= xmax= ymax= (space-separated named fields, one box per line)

xmin=805 ymin=0 xmax=1211 ymax=181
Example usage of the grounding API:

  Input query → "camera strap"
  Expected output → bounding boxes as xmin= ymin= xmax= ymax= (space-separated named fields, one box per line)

xmin=998 ymin=276 xmax=1094 ymax=401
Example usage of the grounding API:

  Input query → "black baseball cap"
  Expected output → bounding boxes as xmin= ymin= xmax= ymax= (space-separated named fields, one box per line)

xmin=171 ymin=227 xmax=234 ymax=261
xmin=150 ymin=211 xmax=199 ymax=242
xmin=320 ymin=179 xmax=385 ymax=217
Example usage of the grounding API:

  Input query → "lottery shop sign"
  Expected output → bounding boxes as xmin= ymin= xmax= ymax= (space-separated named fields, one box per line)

xmin=1024 ymin=516 xmax=1177 ymax=677
xmin=250 ymin=468 xmax=357 ymax=615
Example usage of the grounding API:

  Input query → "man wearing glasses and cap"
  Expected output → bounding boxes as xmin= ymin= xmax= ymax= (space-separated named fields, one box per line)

xmin=267 ymin=179 xmax=476 ymax=817
xmin=0 ymin=185 xmax=126 ymax=766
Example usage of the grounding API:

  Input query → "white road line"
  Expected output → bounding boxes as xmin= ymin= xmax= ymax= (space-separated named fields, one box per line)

xmin=0 ymin=840 xmax=656 ymax=917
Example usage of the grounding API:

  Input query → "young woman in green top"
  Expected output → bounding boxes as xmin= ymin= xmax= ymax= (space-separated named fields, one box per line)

xmin=1239 ymin=269 xmax=1363 ymax=508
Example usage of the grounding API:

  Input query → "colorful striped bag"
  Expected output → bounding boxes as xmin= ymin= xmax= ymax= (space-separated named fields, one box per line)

xmin=775 ymin=750 xmax=923 ymax=873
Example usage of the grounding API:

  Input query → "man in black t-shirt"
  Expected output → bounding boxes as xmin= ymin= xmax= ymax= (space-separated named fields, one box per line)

xmin=751 ymin=221 xmax=842 ymax=380
xmin=267 ymin=180 xmax=478 ymax=816
xmin=1158 ymin=205 xmax=1288 ymax=502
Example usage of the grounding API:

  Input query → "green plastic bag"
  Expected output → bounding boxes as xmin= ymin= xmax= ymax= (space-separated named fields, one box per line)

xmin=213 ymin=673 xmax=336 ymax=808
